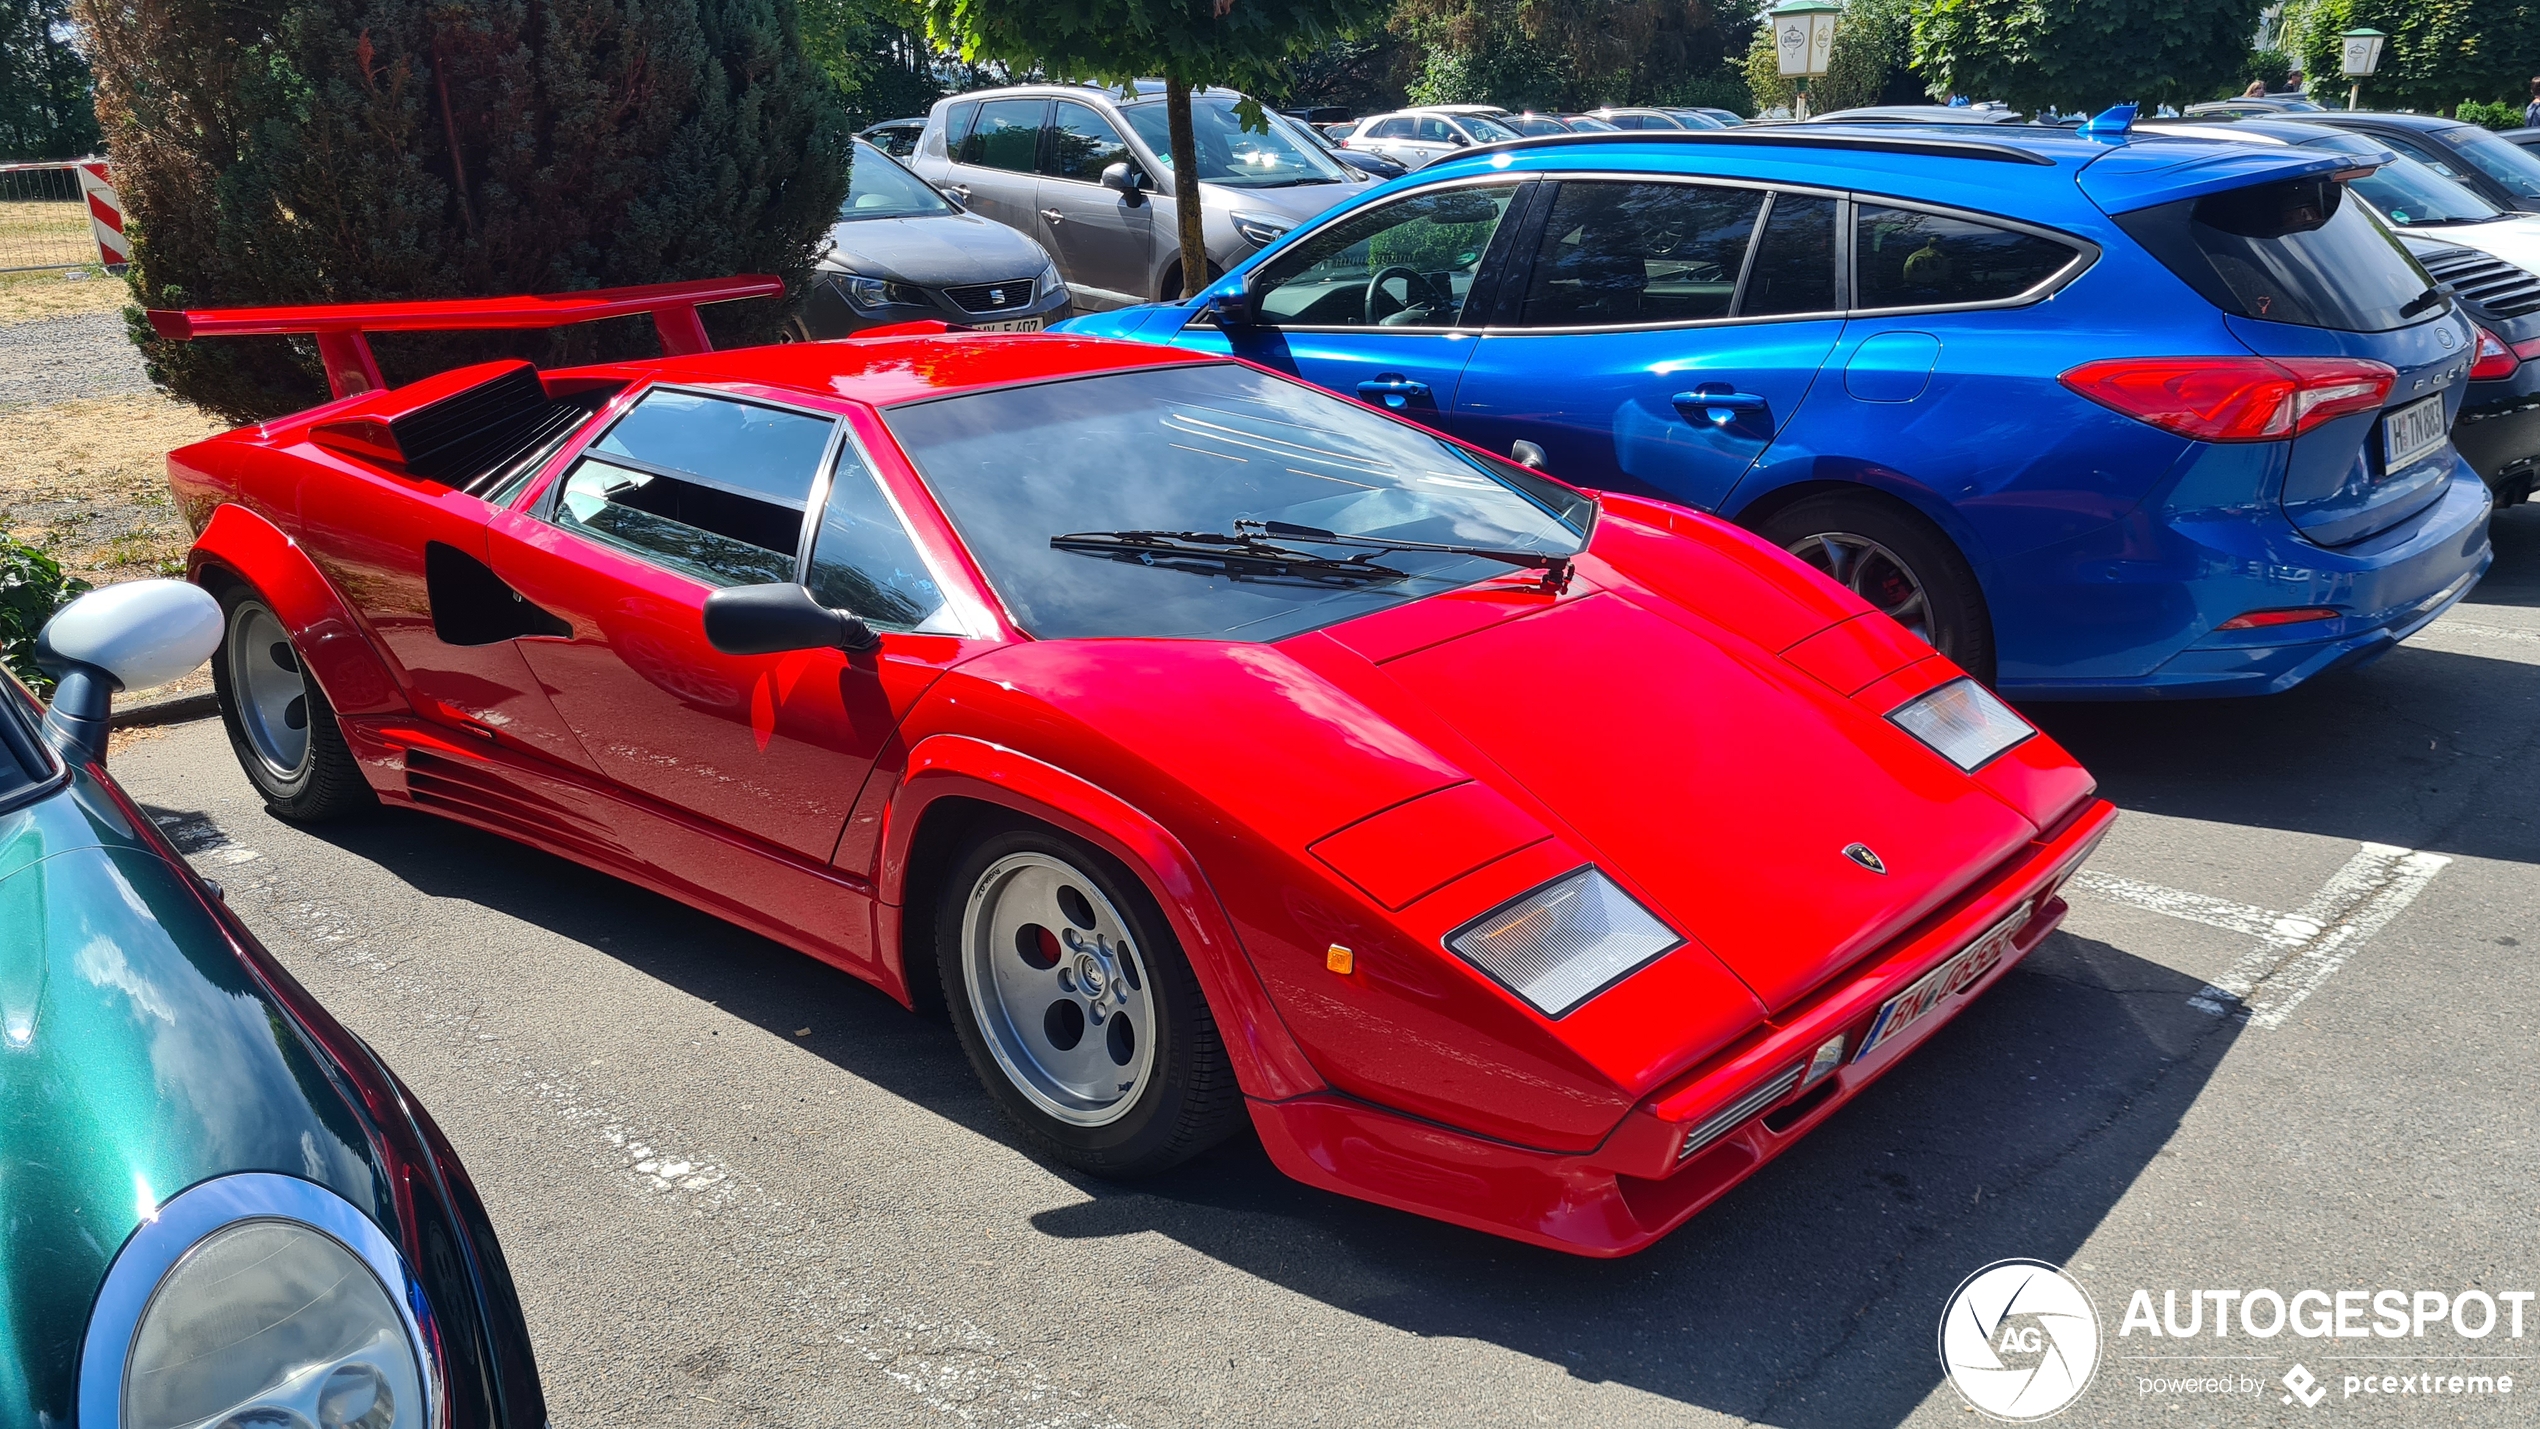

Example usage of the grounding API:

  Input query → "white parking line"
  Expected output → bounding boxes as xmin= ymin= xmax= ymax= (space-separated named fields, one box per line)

xmin=2070 ymin=841 xmax=2451 ymax=1029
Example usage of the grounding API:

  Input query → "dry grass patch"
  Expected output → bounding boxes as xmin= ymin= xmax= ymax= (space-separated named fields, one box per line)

xmin=0 ymin=266 xmax=131 ymax=325
xmin=0 ymin=394 xmax=228 ymax=587
xmin=0 ymin=198 xmax=95 ymax=272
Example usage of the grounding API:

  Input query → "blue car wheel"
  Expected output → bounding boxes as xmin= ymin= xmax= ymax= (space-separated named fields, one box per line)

xmin=1757 ymin=491 xmax=1997 ymax=685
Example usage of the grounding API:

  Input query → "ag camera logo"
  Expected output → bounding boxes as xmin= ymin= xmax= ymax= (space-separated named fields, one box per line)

xmin=1940 ymin=1259 xmax=2103 ymax=1421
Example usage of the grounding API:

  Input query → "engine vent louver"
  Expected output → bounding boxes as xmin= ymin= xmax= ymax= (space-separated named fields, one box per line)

xmin=2418 ymin=245 xmax=2540 ymax=320
xmin=1677 ymin=1063 xmax=1806 ymax=1162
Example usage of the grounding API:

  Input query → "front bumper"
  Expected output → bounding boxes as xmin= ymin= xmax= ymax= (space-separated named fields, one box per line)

xmin=796 ymin=272 xmax=1071 ymax=339
xmin=1246 ymin=798 xmax=2117 ymax=1257
xmin=2001 ymin=463 xmax=2495 ymax=701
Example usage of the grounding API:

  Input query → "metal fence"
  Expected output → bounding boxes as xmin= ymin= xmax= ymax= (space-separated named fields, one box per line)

xmin=0 ymin=161 xmax=108 ymax=273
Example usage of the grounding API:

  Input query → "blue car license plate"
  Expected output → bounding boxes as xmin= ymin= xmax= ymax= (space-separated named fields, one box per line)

xmin=2383 ymin=394 xmax=2447 ymax=471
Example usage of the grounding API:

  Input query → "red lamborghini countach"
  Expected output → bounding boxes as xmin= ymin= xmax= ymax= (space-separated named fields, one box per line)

xmin=155 ymin=277 xmax=2113 ymax=1256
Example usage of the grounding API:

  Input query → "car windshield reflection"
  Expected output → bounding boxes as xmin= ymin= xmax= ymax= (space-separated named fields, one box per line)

xmin=885 ymin=363 xmax=1591 ymax=641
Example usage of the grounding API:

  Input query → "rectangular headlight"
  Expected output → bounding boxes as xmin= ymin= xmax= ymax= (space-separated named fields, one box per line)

xmin=1888 ymin=677 xmax=2033 ymax=771
xmin=1446 ymin=868 xmax=1682 ymax=1017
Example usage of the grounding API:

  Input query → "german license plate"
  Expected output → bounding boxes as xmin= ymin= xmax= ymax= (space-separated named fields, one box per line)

xmin=974 ymin=317 xmax=1043 ymax=333
xmin=2382 ymin=394 xmax=2447 ymax=471
xmin=1855 ymin=900 xmax=2035 ymax=1062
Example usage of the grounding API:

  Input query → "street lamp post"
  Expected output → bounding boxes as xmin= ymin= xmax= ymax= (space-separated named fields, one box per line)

xmin=2339 ymin=27 xmax=2387 ymax=112
xmin=1772 ymin=0 xmax=1842 ymax=120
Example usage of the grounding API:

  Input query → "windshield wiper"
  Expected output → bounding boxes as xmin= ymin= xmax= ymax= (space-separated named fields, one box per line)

xmin=1051 ymin=529 xmax=1411 ymax=587
xmin=2400 ymin=286 xmax=2447 ymax=318
xmin=1240 ymin=519 xmax=1574 ymax=592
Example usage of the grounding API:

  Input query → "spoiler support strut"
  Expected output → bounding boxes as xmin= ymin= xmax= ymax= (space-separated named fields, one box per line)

xmin=146 ymin=275 xmax=784 ymax=399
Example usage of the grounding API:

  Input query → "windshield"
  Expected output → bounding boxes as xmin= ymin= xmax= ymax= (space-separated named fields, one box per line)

xmin=884 ymin=364 xmax=1592 ymax=641
xmin=2300 ymin=135 xmax=2500 ymax=225
xmin=2444 ymin=127 xmax=2540 ymax=204
xmin=838 ymin=140 xmax=954 ymax=220
xmin=1457 ymin=114 xmax=1520 ymax=143
xmin=1122 ymin=97 xmax=1351 ymax=187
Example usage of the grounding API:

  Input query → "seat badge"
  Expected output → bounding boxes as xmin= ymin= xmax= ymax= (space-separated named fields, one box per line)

xmin=1843 ymin=843 xmax=1887 ymax=875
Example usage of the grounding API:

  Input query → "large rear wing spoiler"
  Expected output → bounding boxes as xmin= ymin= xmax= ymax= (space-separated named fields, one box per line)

xmin=145 ymin=275 xmax=784 ymax=399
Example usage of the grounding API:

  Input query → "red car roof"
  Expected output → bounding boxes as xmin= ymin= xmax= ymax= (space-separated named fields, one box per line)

xmin=577 ymin=331 xmax=1219 ymax=408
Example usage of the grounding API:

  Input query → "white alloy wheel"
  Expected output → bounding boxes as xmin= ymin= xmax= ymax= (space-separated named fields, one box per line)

xmin=959 ymin=851 xmax=1158 ymax=1127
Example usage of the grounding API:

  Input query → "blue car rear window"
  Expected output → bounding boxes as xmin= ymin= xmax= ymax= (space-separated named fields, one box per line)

xmin=885 ymin=363 xmax=1591 ymax=642
xmin=2114 ymin=177 xmax=2436 ymax=332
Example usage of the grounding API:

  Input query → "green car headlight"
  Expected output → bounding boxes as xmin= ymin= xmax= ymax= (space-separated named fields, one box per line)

xmin=81 ymin=1174 xmax=437 ymax=1429
xmin=128 ymin=1220 xmax=424 ymax=1429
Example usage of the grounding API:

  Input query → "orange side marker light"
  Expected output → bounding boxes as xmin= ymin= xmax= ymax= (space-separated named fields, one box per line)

xmin=1326 ymin=944 xmax=1355 ymax=975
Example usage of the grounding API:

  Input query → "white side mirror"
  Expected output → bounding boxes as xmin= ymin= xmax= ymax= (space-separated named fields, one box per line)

xmin=36 ymin=579 xmax=222 ymax=763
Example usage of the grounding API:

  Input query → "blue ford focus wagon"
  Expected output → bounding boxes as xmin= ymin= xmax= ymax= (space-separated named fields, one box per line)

xmin=1059 ymin=120 xmax=2493 ymax=698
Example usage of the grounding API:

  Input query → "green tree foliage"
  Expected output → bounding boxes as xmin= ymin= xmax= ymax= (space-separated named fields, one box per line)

xmin=2455 ymin=97 xmax=2523 ymax=126
xmin=77 ymin=0 xmax=852 ymax=422
xmin=0 ymin=529 xmax=87 ymax=695
xmin=802 ymin=0 xmax=950 ymax=125
xmin=2242 ymin=46 xmax=2291 ymax=90
xmin=1746 ymin=0 xmax=1920 ymax=113
xmin=924 ymin=0 xmax=1392 ymax=299
xmin=1913 ymin=0 xmax=2271 ymax=112
xmin=0 ymin=0 xmax=96 ymax=158
xmin=2280 ymin=0 xmax=2540 ymax=111
xmin=1395 ymin=0 xmax=1748 ymax=111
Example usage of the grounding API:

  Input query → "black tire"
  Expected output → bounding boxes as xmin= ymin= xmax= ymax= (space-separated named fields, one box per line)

xmin=1756 ymin=491 xmax=1997 ymax=686
xmin=936 ymin=820 xmax=1242 ymax=1178
xmin=209 ymin=582 xmax=374 ymax=821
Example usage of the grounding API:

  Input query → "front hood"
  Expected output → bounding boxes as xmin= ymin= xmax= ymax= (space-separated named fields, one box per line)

xmin=1365 ymin=586 xmax=2039 ymax=1013
xmin=818 ymin=212 xmax=1048 ymax=287
xmin=0 ymin=785 xmax=383 ymax=1426
xmin=1197 ymin=177 xmax=1361 ymax=227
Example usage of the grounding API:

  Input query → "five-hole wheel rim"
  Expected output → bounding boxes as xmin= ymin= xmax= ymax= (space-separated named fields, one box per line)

xmin=960 ymin=852 xmax=1158 ymax=1128
xmin=227 ymin=602 xmax=312 ymax=780
xmin=1783 ymin=531 xmax=1936 ymax=646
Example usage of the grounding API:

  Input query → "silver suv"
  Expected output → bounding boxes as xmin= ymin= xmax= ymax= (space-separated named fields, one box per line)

xmin=1341 ymin=108 xmax=1525 ymax=170
xmin=909 ymin=83 xmax=1371 ymax=311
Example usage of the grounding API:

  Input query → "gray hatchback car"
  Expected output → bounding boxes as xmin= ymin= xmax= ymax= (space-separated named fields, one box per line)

xmin=909 ymin=83 xmax=1370 ymax=310
xmin=794 ymin=138 xmax=1071 ymax=339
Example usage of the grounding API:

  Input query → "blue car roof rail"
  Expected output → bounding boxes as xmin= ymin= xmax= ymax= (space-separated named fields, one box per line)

xmin=1452 ymin=129 xmax=2061 ymax=167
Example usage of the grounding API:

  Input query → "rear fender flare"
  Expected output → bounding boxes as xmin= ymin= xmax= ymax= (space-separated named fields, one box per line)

xmin=189 ymin=502 xmax=408 ymax=717
xmin=1725 ymin=462 xmax=2003 ymax=588
xmin=879 ymin=734 xmax=1324 ymax=1102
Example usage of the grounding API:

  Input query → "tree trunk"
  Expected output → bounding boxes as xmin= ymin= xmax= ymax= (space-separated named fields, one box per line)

xmin=1166 ymin=75 xmax=1207 ymax=299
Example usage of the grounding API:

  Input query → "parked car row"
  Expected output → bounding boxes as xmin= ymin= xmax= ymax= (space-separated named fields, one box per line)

xmin=32 ymin=88 xmax=2539 ymax=1415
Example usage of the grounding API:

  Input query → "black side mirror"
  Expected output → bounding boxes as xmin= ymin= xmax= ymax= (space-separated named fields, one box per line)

xmin=1100 ymin=162 xmax=1146 ymax=203
xmin=1510 ymin=440 xmax=1547 ymax=469
xmin=703 ymin=583 xmax=881 ymax=656
xmin=935 ymin=186 xmax=966 ymax=208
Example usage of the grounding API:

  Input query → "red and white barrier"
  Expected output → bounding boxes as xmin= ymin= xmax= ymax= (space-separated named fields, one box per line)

xmin=74 ymin=162 xmax=128 ymax=268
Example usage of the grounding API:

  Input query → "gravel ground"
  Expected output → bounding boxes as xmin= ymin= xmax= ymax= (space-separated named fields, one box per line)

xmin=0 ymin=310 xmax=156 ymax=407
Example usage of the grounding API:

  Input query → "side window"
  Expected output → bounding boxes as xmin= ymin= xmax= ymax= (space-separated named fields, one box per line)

xmin=2384 ymin=132 xmax=2465 ymax=180
xmin=1416 ymin=116 xmax=1456 ymax=144
xmin=939 ymin=101 xmax=979 ymax=159
xmin=956 ymin=99 xmax=1045 ymax=173
xmin=1854 ymin=205 xmax=2076 ymax=310
xmin=553 ymin=389 xmax=832 ymax=588
xmin=1609 ymin=114 xmax=1649 ymax=131
xmin=806 ymin=443 xmax=949 ymax=631
xmin=1249 ymin=184 xmax=1520 ymax=328
xmin=1518 ymin=181 xmax=1764 ymax=327
xmin=1739 ymin=193 xmax=1838 ymax=316
xmin=1373 ymin=118 xmax=1412 ymax=140
xmin=1046 ymin=102 xmax=1132 ymax=183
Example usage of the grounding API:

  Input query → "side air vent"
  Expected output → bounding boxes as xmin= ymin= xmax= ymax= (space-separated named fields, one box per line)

xmin=310 ymin=362 xmax=621 ymax=490
xmin=404 ymin=748 xmax=622 ymax=866
xmin=1677 ymin=1063 xmax=1805 ymax=1162
xmin=2417 ymin=244 xmax=2540 ymax=319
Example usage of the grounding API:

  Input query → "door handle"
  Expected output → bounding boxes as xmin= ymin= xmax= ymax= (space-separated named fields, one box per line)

xmin=1040 ymin=208 xmax=1063 ymax=223
xmin=1356 ymin=376 xmax=1431 ymax=410
xmin=1672 ymin=386 xmax=1770 ymax=428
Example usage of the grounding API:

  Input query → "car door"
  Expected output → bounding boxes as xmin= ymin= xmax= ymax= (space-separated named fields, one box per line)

xmin=1349 ymin=116 xmax=1411 ymax=167
xmin=1036 ymin=99 xmax=1158 ymax=308
xmin=1450 ymin=181 xmax=1845 ymax=512
xmin=941 ymin=97 xmax=1049 ymax=235
xmin=1175 ymin=179 xmax=1529 ymax=438
xmin=1406 ymin=115 xmax=1461 ymax=168
xmin=293 ymin=403 xmax=599 ymax=774
xmin=483 ymin=385 xmax=916 ymax=863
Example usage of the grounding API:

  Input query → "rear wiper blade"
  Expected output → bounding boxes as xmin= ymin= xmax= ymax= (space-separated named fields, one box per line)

xmin=1241 ymin=519 xmax=1574 ymax=592
xmin=1051 ymin=529 xmax=1410 ymax=586
xmin=2400 ymin=286 xmax=2447 ymax=318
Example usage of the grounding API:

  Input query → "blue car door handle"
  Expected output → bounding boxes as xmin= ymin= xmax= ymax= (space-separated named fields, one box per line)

xmin=1358 ymin=375 xmax=1431 ymax=410
xmin=1672 ymin=387 xmax=1770 ymax=426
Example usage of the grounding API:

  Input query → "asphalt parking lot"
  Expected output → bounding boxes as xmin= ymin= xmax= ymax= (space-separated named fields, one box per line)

xmin=112 ymin=505 xmax=2540 ymax=1429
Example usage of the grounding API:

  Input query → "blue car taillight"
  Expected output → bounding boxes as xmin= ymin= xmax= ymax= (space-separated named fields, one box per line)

xmin=2058 ymin=356 xmax=2394 ymax=442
